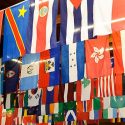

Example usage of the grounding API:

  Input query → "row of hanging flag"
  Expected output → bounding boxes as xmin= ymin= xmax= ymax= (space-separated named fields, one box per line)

xmin=0 ymin=0 xmax=125 ymax=62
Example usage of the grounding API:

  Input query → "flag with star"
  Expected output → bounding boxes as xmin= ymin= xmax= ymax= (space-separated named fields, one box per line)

xmin=61 ymin=41 xmax=84 ymax=83
xmin=3 ymin=1 xmax=29 ymax=62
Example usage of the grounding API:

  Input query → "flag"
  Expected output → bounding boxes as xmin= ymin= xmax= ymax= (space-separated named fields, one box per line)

xmin=5 ymin=93 xmax=18 ymax=109
xmin=112 ymin=30 xmax=125 ymax=74
xmin=64 ymin=101 xmax=76 ymax=111
xmin=77 ymin=101 xmax=92 ymax=113
xmin=103 ymin=108 xmax=117 ymax=119
xmin=20 ymin=53 xmax=40 ymax=90
xmin=58 ymin=83 xmax=76 ymax=103
xmin=103 ymin=97 xmax=111 ymax=109
xmin=89 ymin=110 xmax=102 ymax=120
xmin=53 ymin=113 xmax=65 ymax=122
xmin=60 ymin=0 xmax=94 ymax=45
xmin=3 ymin=1 xmax=29 ymax=62
xmin=112 ymin=0 xmax=125 ymax=31
xmin=0 ymin=10 xmax=3 ymax=44
xmin=39 ymin=47 xmax=60 ymax=88
xmin=118 ymin=108 xmax=125 ymax=118
xmin=114 ymin=74 xmax=125 ymax=96
xmin=26 ymin=0 xmax=58 ymax=53
xmin=4 ymin=60 xmax=20 ymax=93
xmin=90 ymin=69 xmax=115 ymax=98
xmin=65 ymin=110 xmax=76 ymax=121
xmin=85 ymin=36 xmax=111 ymax=78
xmin=24 ymin=88 xmax=42 ymax=107
xmin=93 ymin=0 xmax=113 ymax=36
xmin=110 ymin=96 xmax=125 ymax=108
xmin=92 ymin=98 xmax=102 ymax=110
xmin=62 ymin=41 xmax=84 ymax=83
xmin=41 ymin=86 xmax=59 ymax=104
xmin=76 ymin=79 xmax=91 ymax=101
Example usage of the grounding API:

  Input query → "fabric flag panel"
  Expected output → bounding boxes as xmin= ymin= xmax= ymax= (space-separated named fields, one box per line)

xmin=112 ymin=0 xmax=125 ymax=31
xmin=41 ymin=86 xmax=59 ymax=104
xmin=118 ymin=108 xmax=125 ymax=118
xmin=85 ymin=36 xmax=111 ymax=78
xmin=0 ymin=59 xmax=4 ymax=94
xmin=103 ymin=108 xmax=117 ymax=119
xmin=4 ymin=60 xmax=20 ymax=93
xmin=26 ymin=0 xmax=58 ymax=53
xmin=62 ymin=41 xmax=84 ymax=83
xmin=24 ymin=88 xmax=42 ymax=107
xmin=112 ymin=30 xmax=125 ymax=74
xmin=93 ymin=0 xmax=113 ymax=36
xmin=90 ymin=69 xmax=115 ymax=98
xmin=20 ymin=53 xmax=40 ymax=90
xmin=89 ymin=110 xmax=102 ymax=120
xmin=58 ymin=83 xmax=76 ymax=103
xmin=39 ymin=47 xmax=60 ymax=88
xmin=60 ymin=0 xmax=94 ymax=45
xmin=110 ymin=96 xmax=125 ymax=108
xmin=0 ymin=10 xmax=3 ymax=44
xmin=3 ymin=1 xmax=29 ymax=62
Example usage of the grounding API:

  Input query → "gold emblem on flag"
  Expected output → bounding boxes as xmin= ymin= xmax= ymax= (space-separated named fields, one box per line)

xmin=39 ymin=6 xmax=48 ymax=17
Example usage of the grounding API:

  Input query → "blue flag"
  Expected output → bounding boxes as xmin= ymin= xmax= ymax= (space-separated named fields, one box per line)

xmin=3 ymin=1 xmax=29 ymax=62
xmin=20 ymin=53 xmax=40 ymax=90
xmin=62 ymin=41 xmax=84 ymax=83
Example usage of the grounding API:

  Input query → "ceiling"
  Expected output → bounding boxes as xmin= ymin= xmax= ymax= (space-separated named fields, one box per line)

xmin=0 ymin=0 xmax=24 ymax=10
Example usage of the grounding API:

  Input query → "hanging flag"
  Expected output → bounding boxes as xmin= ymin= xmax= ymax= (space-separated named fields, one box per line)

xmin=60 ymin=0 xmax=94 ymax=45
xmin=4 ymin=60 xmax=20 ymax=93
xmin=103 ymin=97 xmax=111 ymax=109
xmin=53 ymin=113 xmax=65 ymax=122
xmin=26 ymin=0 xmax=58 ymax=53
xmin=89 ymin=110 xmax=102 ymax=120
xmin=24 ymin=88 xmax=42 ymax=107
xmin=41 ymin=86 xmax=59 ymax=104
xmin=65 ymin=110 xmax=76 ymax=121
xmin=112 ymin=30 xmax=125 ymax=74
xmin=85 ymin=36 xmax=111 ymax=78
xmin=20 ymin=53 xmax=40 ymax=90
xmin=5 ymin=93 xmax=18 ymax=109
xmin=118 ymin=108 xmax=125 ymax=118
xmin=58 ymin=83 xmax=76 ymax=103
xmin=112 ymin=0 xmax=125 ymax=31
xmin=3 ymin=1 xmax=29 ymax=62
xmin=90 ymin=69 xmax=115 ymax=98
xmin=62 ymin=41 xmax=84 ymax=83
xmin=0 ymin=10 xmax=3 ymax=44
xmin=93 ymin=0 xmax=113 ymax=36
xmin=103 ymin=108 xmax=117 ymax=119
xmin=110 ymin=96 xmax=125 ymax=108
xmin=39 ymin=47 xmax=60 ymax=88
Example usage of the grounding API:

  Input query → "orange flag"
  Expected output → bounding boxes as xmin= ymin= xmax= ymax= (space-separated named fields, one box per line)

xmin=0 ymin=10 xmax=3 ymax=43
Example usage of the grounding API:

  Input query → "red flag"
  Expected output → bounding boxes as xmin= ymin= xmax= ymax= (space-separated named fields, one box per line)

xmin=70 ymin=0 xmax=81 ymax=9
xmin=0 ymin=10 xmax=3 ymax=43
xmin=112 ymin=0 xmax=125 ymax=32
xmin=112 ymin=31 xmax=125 ymax=74
xmin=85 ymin=36 xmax=111 ymax=78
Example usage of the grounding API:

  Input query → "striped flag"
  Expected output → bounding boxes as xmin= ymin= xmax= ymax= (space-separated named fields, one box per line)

xmin=62 ymin=41 xmax=84 ymax=83
xmin=26 ymin=0 xmax=58 ymax=53
xmin=20 ymin=53 xmax=40 ymax=90
xmin=89 ymin=110 xmax=102 ymax=120
xmin=0 ymin=10 xmax=3 ymax=44
xmin=39 ymin=47 xmax=60 ymax=88
xmin=103 ymin=108 xmax=117 ymax=119
xmin=58 ymin=83 xmax=76 ymax=103
xmin=3 ymin=1 xmax=29 ymax=62
xmin=60 ymin=0 xmax=94 ymax=45
xmin=93 ymin=0 xmax=113 ymax=36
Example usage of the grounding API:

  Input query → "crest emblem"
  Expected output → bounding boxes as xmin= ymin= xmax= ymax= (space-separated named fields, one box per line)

xmin=45 ymin=58 xmax=55 ymax=73
xmin=82 ymin=77 xmax=90 ymax=88
xmin=39 ymin=6 xmax=48 ymax=17
xmin=27 ymin=65 xmax=33 ymax=74
xmin=91 ymin=47 xmax=104 ymax=63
